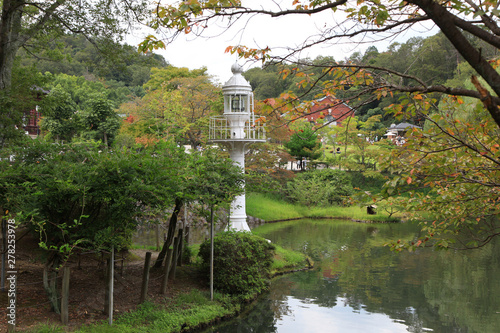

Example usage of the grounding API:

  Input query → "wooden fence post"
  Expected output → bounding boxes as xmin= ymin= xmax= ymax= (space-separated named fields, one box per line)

xmin=103 ymin=258 xmax=110 ymax=315
xmin=170 ymin=236 xmax=180 ymax=280
xmin=177 ymin=228 xmax=184 ymax=267
xmin=185 ymin=226 xmax=190 ymax=246
xmin=156 ymin=224 xmax=161 ymax=251
xmin=139 ymin=252 xmax=152 ymax=304
xmin=61 ymin=267 xmax=70 ymax=325
xmin=160 ymin=248 xmax=173 ymax=294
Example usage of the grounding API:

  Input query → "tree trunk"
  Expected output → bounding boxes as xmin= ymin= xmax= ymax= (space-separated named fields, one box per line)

xmin=410 ymin=0 xmax=500 ymax=128
xmin=0 ymin=1 xmax=23 ymax=148
xmin=43 ymin=252 xmax=61 ymax=314
xmin=153 ymin=198 xmax=183 ymax=268
xmin=0 ymin=0 xmax=24 ymax=90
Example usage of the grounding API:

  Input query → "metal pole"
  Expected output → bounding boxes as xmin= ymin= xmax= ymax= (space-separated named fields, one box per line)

xmin=108 ymin=245 xmax=114 ymax=326
xmin=210 ymin=206 xmax=214 ymax=301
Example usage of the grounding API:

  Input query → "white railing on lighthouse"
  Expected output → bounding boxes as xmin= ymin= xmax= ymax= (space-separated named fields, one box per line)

xmin=209 ymin=116 xmax=266 ymax=141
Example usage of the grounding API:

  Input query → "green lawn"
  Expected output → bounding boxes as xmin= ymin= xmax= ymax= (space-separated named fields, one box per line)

xmin=247 ymin=192 xmax=400 ymax=222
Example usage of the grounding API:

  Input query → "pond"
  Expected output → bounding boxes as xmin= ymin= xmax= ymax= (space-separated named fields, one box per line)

xmin=199 ymin=219 xmax=500 ymax=333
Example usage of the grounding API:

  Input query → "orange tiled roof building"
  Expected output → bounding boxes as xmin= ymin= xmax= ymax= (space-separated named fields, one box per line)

xmin=303 ymin=96 xmax=354 ymax=126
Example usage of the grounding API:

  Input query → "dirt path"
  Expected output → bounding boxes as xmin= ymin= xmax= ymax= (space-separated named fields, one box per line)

xmin=0 ymin=233 xmax=204 ymax=332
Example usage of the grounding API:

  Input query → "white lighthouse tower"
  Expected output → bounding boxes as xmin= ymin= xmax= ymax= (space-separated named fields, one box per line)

xmin=209 ymin=63 xmax=266 ymax=231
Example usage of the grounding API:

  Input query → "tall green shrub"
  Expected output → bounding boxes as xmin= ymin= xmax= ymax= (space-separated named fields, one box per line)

xmin=286 ymin=169 xmax=353 ymax=206
xmin=198 ymin=231 xmax=275 ymax=296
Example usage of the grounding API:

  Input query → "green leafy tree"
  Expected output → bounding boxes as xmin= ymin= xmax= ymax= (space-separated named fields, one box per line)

xmin=119 ymin=89 xmax=187 ymax=145
xmin=343 ymin=115 xmax=384 ymax=170
xmin=39 ymin=86 xmax=79 ymax=142
xmin=380 ymin=96 xmax=500 ymax=250
xmin=245 ymin=142 xmax=295 ymax=198
xmin=0 ymin=1 xmax=149 ymax=148
xmin=143 ymin=66 xmax=209 ymax=91
xmin=80 ymin=95 xmax=121 ymax=146
xmin=0 ymin=63 xmax=47 ymax=148
xmin=37 ymin=74 xmax=133 ymax=144
xmin=0 ymin=0 xmax=149 ymax=90
xmin=153 ymin=148 xmax=245 ymax=268
xmin=45 ymin=73 xmax=126 ymax=108
xmin=18 ymin=34 xmax=168 ymax=87
xmin=175 ymin=75 xmax=223 ymax=147
xmin=0 ymin=141 xmax=178 ymax=312
xmin=244 ymin=63 xmax=296 ymax=100
xmin=284 ymin=126 xmax=322 ymax=170
xmin=119 ymin=66 xmax=222 ymax=147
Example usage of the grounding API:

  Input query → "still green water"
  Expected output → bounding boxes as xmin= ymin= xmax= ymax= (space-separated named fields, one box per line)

xmin=202 ymin=219 xmax=500 ymax=333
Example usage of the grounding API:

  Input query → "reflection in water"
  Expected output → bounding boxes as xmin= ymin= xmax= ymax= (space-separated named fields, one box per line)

xmin=199 ymin=219 xmax=500 ymax=333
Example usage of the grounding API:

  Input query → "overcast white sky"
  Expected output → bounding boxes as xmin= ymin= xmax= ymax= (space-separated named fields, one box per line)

xmin=126 ymin=1 xmax=438 ymax=85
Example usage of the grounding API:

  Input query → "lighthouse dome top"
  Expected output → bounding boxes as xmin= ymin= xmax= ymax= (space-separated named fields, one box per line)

xmin=231 ymin=62 xmax=244 ymax=74
xmin=223 ymin=63 xmax=252 ymax=94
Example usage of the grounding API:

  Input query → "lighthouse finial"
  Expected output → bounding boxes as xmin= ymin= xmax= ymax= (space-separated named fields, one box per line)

xmin=231 ymin=63 xmax=243 ymax=74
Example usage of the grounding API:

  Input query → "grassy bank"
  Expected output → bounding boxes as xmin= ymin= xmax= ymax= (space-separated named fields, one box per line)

xmin=29 ymin=291 xmax=239 ymax=333
xmin=74 ymin=292 xmax=238 ymax=333
xmin=247 ymin=192 xmax=400 ymax=222
xmin=270 ymin=244 xmax=311 ymax=275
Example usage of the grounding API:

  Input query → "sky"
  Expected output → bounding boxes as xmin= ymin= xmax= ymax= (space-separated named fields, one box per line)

xmin=126 ymin=1 xmax=438 ymax=85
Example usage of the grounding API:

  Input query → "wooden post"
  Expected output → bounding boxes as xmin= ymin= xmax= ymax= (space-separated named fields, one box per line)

xmin=177 ymin=228 xmax=184 ymax=267
xmin=139 ymin=252 xmax=152 ymax=304
xmin=156 ymin=223 xmax=160 ymax=251
xmin=61 ymin=267 xmax=70 ymax=325
xmin=160 ymin=248 xmax=173 ymax=294
xmin=183 ymin=202 xmax=187 ymax=229
xmin=185 ymin=226 xmax=190 ymax=246
xmin=103 ymin=258 xmax=110 ymax=315
xmin=170 ymin=236 xmax=180 ymax=280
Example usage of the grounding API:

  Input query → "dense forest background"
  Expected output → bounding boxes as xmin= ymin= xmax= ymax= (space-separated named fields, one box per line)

xmin=15 ymin=31 xmax=498 ymax=145
xmin=18 ymin=34 xmax=168 ymax=100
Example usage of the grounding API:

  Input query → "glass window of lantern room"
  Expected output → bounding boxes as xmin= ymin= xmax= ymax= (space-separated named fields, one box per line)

xmin=231 ymin=94 xmax=247 ymax=112
xmin=241 ymin=95 xmax=248 ymax=112
xmin=231 ymin=95 xmax=239 ymax=112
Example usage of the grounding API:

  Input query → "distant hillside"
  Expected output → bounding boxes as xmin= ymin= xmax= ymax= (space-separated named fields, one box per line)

xmin=17 ymin=34 xmax=168 ymax=88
